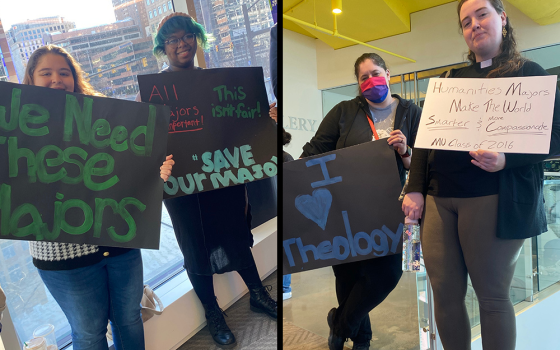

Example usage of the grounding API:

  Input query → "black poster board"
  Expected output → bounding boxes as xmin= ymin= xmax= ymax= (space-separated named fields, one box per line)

xmin=283 ymin=141 xmax=405 ymax=274
xmin=0 ymin=82 xmax=170 ymax=249
xmin=137 ymin=67 xmax=277 ymax=199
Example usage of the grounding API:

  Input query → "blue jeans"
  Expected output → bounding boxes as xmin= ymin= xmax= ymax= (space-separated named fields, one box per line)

xmin=38 ymin=250 xmax=144 ymax=350
xmin=283 ymin=274 xmax=292 ymax=293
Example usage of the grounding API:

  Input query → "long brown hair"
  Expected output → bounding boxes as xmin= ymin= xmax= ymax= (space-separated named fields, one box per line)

xmin=457 ymin=0 xmax=526 ymax=77
xmin=23 ymin=45 xmax=104 ymax=96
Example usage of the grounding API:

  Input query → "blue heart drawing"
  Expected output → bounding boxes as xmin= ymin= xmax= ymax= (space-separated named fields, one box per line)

xmin=295 ymin=188 xmax=332 ymax=230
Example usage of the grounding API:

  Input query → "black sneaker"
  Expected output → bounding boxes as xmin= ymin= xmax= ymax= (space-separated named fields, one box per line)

xmin=202 ymin=302 xmax=236 ymax=348
xmin=327 ymin=308 xmax=346 ymax=350
xmin=249 ymin=284 xmax=277 ymax=319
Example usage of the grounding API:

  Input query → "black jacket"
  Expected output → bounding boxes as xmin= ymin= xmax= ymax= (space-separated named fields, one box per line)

xmin=406 ymin=60 xmax=560 ymax=239
xmin=301 ymin=94 xmax=422 ymax=187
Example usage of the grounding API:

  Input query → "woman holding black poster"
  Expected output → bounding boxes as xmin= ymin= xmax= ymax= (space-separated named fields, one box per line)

xmin=146 ymin=13 xmax=277 ymax=348
xmin=301 ymin=53 xmax=421 ymax=350
xmin=22 ymin=45 xmax=174 ymax=350
xmin=401 ymin=0 xmax=560 ymax=349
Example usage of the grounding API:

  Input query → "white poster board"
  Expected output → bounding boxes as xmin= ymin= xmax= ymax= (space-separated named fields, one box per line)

xmin=415 ymin=76 xmax=557 ymax=154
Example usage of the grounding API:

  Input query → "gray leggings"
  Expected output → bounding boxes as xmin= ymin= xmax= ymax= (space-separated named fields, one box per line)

xmin=421 ymin=195 xmax=524 ymax=350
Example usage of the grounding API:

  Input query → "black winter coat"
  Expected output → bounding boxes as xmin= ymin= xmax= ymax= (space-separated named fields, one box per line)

xmin=301 ymin=94 xmax=422 ymax=187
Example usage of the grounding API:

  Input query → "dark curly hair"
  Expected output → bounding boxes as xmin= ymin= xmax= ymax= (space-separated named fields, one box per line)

xmin=283 ymin=128 xmax=292 ymax=146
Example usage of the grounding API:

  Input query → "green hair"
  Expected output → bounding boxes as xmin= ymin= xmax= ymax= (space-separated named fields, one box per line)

xmin=153 ymin=15 xmax=210 ymax=56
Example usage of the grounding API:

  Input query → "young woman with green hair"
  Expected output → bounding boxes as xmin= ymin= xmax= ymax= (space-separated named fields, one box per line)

xmin=148 ymin=12 xmax=277 ymax=348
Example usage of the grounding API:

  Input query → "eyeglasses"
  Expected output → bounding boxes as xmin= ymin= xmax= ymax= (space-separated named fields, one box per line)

xmin=164 ymin=33 xmax=196 ymax=47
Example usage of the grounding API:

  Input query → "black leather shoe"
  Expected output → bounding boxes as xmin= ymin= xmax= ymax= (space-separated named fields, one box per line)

xmin=248 ymin=284 xmax=277 ymax=319
xmin=352 ymin=341 xmax=370 ymax=350
xmin=202 ymin=302 xmax=236 ymax=348
xmin=327 ymin=308 xmax=346 ymax=350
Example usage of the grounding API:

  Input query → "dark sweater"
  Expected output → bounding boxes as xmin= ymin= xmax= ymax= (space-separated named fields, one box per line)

xmin=301 ymin=94 xmax=422 ymax=187
xmin=406 ymin=60 xmax=560 ymax=239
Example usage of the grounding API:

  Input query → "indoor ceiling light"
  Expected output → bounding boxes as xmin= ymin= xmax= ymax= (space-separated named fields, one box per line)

xmin=332 ymin=0 xmax=342 ymax=14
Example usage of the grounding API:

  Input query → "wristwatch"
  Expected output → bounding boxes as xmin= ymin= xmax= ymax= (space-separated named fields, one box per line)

xmin=400 ymin=145 xmax=412 ymax=158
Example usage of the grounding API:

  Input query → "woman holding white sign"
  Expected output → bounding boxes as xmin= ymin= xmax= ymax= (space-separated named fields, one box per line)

xmin=301 ymin=53 xmax=422 ymax=350
xmin=402 ymin=0 xmax=560 ymax=349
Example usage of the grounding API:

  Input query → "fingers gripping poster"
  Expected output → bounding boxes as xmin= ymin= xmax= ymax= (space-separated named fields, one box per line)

xmin=0 ymin=82 xmax=171 ymax=249
xmin=137 ymin=67 xmax=278 ymax=199
xmin=283 ymin=141 xmax=405 ymax=274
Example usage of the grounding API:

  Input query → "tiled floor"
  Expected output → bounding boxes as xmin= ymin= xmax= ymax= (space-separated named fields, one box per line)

xmin=283 ymin=267 xmax=421 ymax=350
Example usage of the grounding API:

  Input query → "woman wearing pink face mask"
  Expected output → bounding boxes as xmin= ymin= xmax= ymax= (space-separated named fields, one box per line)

xmin=301 ymin=53 xmax=422 ymax=350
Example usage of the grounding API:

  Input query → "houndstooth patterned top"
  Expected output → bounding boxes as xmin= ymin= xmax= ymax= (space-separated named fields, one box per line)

xmin=30 ymin=242 xmax=98 ymax=262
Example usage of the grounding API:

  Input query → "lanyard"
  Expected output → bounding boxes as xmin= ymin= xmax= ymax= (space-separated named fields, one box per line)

xmin=366 ymin=114 xmax=380 ymax=141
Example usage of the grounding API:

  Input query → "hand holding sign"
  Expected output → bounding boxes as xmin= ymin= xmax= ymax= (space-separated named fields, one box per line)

xmin=415 ymin=76 xmax=557 ymax=154
xmin=387 ymin=130 xmax=407 ymax=155
xmin=160 ymin=155 xmax=175 ymax=182
xmin=469 ymin=149 xmax=506 ymax=172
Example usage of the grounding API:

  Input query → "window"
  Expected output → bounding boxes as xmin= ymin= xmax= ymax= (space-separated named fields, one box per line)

xmin=168 ymin=1 xmax=172 ymax=11
xmin=163 ymin=3 xmax=167 ymax=11
xmin=158 ymin=6 xmax=162 ymax=14
xmin=2 ymin=244 xmax=16 ymax=259
xmin=193 ymin=0 xmax=275 ymax=102
xmin=149 ymin=11 xmax=153 ymax=19
xmin=146 ymin=0 xmax=149 ymax=4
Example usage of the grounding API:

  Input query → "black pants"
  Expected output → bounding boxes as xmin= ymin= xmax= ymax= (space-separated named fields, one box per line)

xmin=187 ymin=259 xmax=263 ymax=305
xmin=332 ymin=253 xmax=402 ymax=342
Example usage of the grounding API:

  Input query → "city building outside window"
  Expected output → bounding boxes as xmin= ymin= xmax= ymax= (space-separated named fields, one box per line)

xmin=193 ymin=0 xmax=276 ymax=102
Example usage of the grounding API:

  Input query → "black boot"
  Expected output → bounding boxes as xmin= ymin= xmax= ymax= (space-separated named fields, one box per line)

xmin=352 ymin=341 xmax=370 ymax=350
xmin=202 ymin=301 xmax=236 ymax=348
xmin=248 ymin=284 xmax=277 ymax=319
xmin=327 ymin=308 xmax=346 ymax=350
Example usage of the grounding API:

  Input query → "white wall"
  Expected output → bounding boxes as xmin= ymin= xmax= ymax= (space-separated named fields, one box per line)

xmin=315 ymin=1 xmax=560 ymax=90
xmin=282 ymin=29 xmax=323 ymax=158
